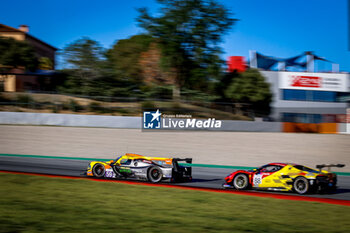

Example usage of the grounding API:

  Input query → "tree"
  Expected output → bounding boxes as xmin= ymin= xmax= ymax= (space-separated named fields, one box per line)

xmin=139 ymin=42 xmax=175 ymax=86
xmin=61 ymin=37 xmax=105 ymax=77
xmin=60 ymin=37 xmax=141 ymax=97
xmin=0 ymin=37 xmax=38 ymax=71
xmin=60 ymin=37 xmax=106 ymax=95
xmin=38 ymin=57 xmax=53 ymax=70
xmin=137 ymin=0 xmax=236 ymax=99
xmin=224 ymin=69 xmax=272 ymax=116
xmin=107 ymin=34 xmax=153 ymax=86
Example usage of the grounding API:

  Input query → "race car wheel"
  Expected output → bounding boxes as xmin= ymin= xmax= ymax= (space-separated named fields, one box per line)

xmin=92 ymin=163 xmax=106 ymax=178
xmin=147 ymin=166 xmax=163 ymax=183
xmin=293 ymin=177 xmax=309 ymax=194
xmin=233 ymin=174 xmax=249 ymax=190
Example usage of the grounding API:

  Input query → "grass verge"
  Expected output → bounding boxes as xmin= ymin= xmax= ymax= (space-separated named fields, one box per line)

xmin=0 ymin=173 xmax=350 ymax=233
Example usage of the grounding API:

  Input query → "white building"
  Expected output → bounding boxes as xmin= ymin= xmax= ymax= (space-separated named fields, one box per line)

xmin=260 ymin=71 xmax=350 ymax=123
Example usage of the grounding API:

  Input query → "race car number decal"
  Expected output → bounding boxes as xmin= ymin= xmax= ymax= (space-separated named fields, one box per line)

xmin=253 ymin=174 xmax=262 ymax=187
xmin=105 ymin=169 xmax=114 ymax=178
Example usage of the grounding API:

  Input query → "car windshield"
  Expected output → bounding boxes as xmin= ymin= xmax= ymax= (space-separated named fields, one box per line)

xmin=294 ymin=165 xmax=319 ymax=173
xmin=120 ymin=159 xmax=132 ymax=165
xmin=257 ymin=164 xmax=283 ymax=173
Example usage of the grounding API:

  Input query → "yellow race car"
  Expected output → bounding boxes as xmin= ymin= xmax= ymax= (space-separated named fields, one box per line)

xmin=86 ymin=153 xmax=192 ymax=183
xmin=223 ymin=163 xmax=345 ymax=194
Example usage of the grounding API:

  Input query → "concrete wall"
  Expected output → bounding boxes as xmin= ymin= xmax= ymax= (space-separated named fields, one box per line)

xmin=212 ymin=120 xmax=280 ymax=132
xmin=0 ymin=112 xmax=141 ymax=129
xmin=0 ymin=112 xmax=281 ymax=132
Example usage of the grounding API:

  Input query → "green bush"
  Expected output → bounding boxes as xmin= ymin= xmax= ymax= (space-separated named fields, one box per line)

xmin=98 ymin=108 xmax=114 ymax=114
xmin=0 ymin=93 xmax=10 ymax=102
xmin=141 ymin=101 xmax=156 ymax=110
xmin=169 ymin=102 xmax=182 ymax=114
xmin=114 ymin=108 xmax=132 ymax=115
xmin=181 ymin=88 xmax=218 ymax=102
xmin=142 ymin=85 xmax=173 ymax=99
xmin=88 ymin=102 xmax=115 ymax=114
xmin=16 ymin=94 xmax=34 ymax=103
xmin=51 ymin=105 xmax=60 ymax=113
xmin=64 ymin=99 xmax=83 ymax=112
xmin=16 ymin=94 xmax=34 ymax=108
xmin=88 ymin=102 xmax=102 ymax=112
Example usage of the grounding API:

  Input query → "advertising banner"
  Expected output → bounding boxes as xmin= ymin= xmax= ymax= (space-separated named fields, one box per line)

xmin=279 ymin=72 xmax=349 ymax=92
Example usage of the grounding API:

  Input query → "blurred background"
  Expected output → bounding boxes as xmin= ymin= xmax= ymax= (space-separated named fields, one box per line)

xmin=0 ymin=0 xmax=349 ymax=132
xmin=1 ymin=2 xmax=350 ymax=233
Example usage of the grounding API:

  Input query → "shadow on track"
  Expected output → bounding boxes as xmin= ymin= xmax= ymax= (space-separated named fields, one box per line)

xmin=188 ymin=178 xmax=222 ymax=183
xmin=316 ymin=188 xmax=350 ymax=195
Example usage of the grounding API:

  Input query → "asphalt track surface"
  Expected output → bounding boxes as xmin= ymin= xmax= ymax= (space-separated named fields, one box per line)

xmin=1 ymin=125 xmax=349 ymax=173
xmin=1 ymin=156 xmax=350 ymax=201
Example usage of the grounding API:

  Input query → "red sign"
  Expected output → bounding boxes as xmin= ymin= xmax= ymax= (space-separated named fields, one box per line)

xmin=227 ymin=56 xmax=246 ymax=73
xmin=291 ymin=76 xmax=321 ymax=88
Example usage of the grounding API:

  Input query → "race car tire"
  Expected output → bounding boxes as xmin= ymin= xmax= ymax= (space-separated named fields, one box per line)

xmin=92 ymin=163 xmax=106 ymax=178
xmin=293 ymin=177 xmax=309 ymax=194
xmin=233 ymin=174 xmax=249 ymax=190
xmin=147 ymin=166 xmax=163 ymax=183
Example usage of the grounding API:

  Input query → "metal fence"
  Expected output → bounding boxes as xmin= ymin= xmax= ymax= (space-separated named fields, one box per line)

xmin=0 ymin=92 xmax=255 ymax=120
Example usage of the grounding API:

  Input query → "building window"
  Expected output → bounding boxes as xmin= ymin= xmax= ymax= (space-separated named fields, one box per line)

xmin=282 ymin=89 xmax=307 ymax=101
xmin=281 ymin=113 xmax=347 ymax=123
xmin=282 ymin=113 xmax=322 ymax=123
xmin=282 ymin=89 xmax=337 ymax=102
xmin=312 ymin=91 xmax=336 ymax=102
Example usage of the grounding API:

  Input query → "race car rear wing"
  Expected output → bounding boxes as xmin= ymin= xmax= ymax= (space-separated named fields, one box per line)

xmin=172 ymin=158 xmax=192 ymax=181
xmin=173 ymin=158 xmax=192 ymax=164
xmin=316 ymin=164 xmax=345 ymax=172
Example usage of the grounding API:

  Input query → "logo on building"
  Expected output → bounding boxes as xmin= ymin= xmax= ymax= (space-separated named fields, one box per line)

xmin=291 ymin=76 xmax=321 ymax=88
xmin=143 ymin=109 xmax=162 ymax=129
xmin=280 ymin=72 xmax=348 ymax=92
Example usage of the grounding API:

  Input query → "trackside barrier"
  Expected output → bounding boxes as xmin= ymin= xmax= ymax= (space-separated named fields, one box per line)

xmin=282 ymin=122 xmax=338 ymax=134
xmin=0 ymin=112 xmax=282 ymax=132
xmin=0 ymin=112 xmax=348 ymax=133
xmin=0 ymin=112 xmax=141 ymax=128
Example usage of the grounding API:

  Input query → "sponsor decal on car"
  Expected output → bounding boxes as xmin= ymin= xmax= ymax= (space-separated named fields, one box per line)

xmin=119 ymin=167 xmax=132 ymax=173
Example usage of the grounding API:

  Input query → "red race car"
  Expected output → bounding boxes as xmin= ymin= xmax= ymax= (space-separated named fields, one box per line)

xmin=223 ymin=163 xmax=344 ymax=194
